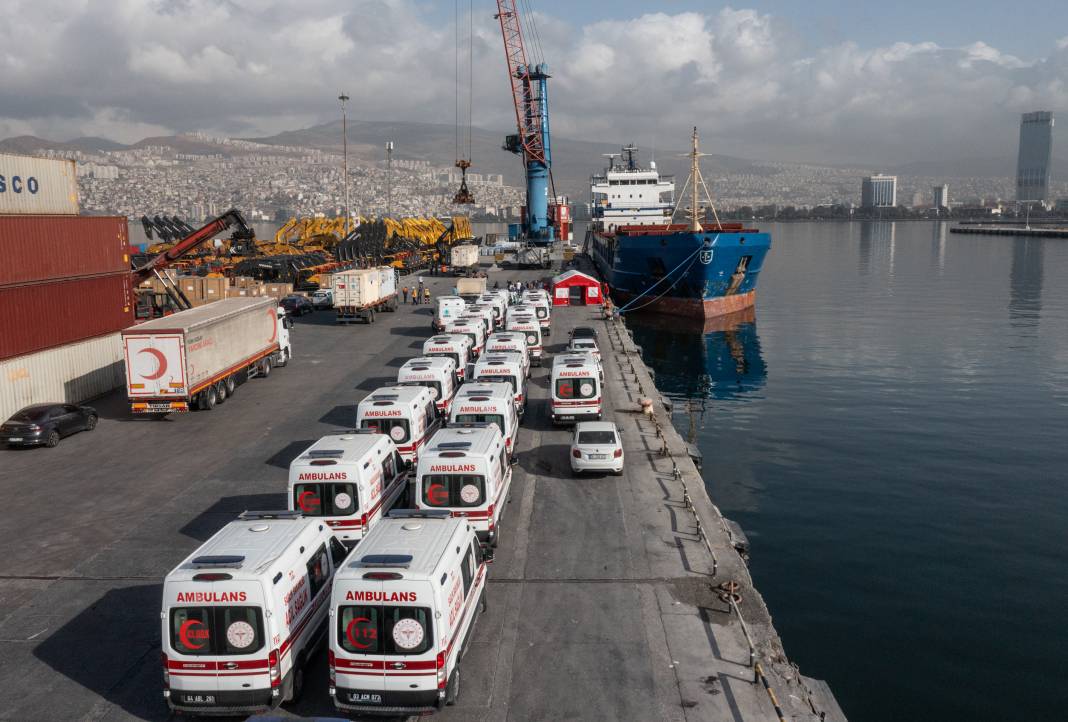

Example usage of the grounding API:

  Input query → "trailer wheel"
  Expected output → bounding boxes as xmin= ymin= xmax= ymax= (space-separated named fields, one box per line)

xmin=203 ymin=386 xmax=218 ymax=410
xmin=215 ymin=381 xmax=228 ymax=403
xmin=224 ymin=375 xmax=237 ymax=396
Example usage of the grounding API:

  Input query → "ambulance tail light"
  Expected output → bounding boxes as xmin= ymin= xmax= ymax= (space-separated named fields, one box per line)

xmin=614 ymin=448 xmax=623 ymax=458
xmin=487 ymin=504 xmax=496 ymax=531
xmin=268 ymin=649 xmax=281 ymax=688
xmin=328 ymin=650 xmax=336 ymax=687
xmin=360 ymin=512 xmax=369 ymax=529
xmin=161 ymin=651 xmax=170 ymax=690
xmin=436 ymin=651 xmax=447 ymax=689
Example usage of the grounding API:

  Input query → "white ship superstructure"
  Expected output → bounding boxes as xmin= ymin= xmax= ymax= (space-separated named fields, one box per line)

xmin=590 ymin=145 xmax=675 ymax=233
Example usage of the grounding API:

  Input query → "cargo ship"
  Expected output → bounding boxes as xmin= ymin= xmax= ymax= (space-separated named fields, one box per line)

xmin=587 ymin=129 xmax=771 ymax=318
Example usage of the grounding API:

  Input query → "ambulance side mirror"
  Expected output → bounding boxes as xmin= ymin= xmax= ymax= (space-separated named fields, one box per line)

xmin=482 ymin=545 xmax=495 ymax=564
xmin=509 ymin=456 xmax=519 ymax=466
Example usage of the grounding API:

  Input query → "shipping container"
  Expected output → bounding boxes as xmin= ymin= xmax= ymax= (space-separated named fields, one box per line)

xmin=0 ymin=153 xmax=80 ymax=215
xmin=450 ymin=244 xmax=479 ymax=273
xmin=0 ymin=273 xmax=133 ymax=360
xmin=332 ymin=268 xmax=398 ymax=323
xmin=376 ymin=265 xmax=397 ymax=298
xmin=0 ymin=215 xmax=128 ymax=286
xmin=0 ymin=332 xmax=124 ymax=422
xmin=121 ymin=297 xmax=290 ymax=413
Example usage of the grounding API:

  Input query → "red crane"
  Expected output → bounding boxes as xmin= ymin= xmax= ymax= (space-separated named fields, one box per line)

xmin=494 ymin=0 xmax=546 ymax=165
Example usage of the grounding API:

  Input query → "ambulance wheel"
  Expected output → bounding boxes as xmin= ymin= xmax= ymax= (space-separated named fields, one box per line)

xmin=45 ymin=430 xmax=60 ymax=448
xmin=287 ymin=654 xmax=306 ymax=703
xmin=214 ymin=381 xmax=227 ymax=403
xmin=445 ymin=668 xmax=460 ymax=705
xmin=224 ymin=375 xmax=237 ymax=396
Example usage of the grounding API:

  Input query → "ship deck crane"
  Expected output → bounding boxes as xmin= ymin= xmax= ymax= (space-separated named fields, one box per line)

xmin=494 ymin=0 xmax=554 ymax=245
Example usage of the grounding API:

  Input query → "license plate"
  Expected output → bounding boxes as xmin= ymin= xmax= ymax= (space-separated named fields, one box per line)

xmin=8 ymin=438 xmax=22 ymax=442
xmin=590 ymin=454 xmax=608 ymax=460
xmin=181 ymin=694 xmax=216 ymax=704
xmin=348 ymin=692 xmax=383 ymax=704
xmin=558 ymin=415 xmax=574 ymax=421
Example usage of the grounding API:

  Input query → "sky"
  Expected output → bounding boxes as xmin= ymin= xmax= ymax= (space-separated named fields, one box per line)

xmin=0 ymin=0 xmax=1065 ymax=167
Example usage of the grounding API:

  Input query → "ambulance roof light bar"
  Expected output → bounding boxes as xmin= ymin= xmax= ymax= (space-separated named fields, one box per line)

xmin=191 ymin=555 xmax=246 ymax=568
xmin=238 ymin=510 xmax=303 ymax=520
xmin=388 ymin=509 xmax=452 ymax=520
xmin=354 ymin=554 xmax=414 ymax=568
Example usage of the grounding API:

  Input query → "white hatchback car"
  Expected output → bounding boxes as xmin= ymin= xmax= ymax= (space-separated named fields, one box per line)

xmin=570 ymin=421 xmax=624 ymax=476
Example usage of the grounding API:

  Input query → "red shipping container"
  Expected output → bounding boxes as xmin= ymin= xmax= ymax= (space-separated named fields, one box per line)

xmin=0 ymin=215 xmax=129 ymax=287
xmin=0 ymin=272 xmax=133 ymax=360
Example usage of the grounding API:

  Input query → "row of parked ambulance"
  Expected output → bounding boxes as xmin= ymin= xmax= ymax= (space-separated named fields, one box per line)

xmin=159 ymin=283 xmax=609 ymax=717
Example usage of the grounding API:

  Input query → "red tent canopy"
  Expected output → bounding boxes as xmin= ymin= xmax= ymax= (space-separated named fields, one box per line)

xmin=551 ymin=270 xmax=604 ymax=306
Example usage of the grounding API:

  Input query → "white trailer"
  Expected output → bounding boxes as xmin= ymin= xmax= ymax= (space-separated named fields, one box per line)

xmin=456 ymin=277 xmax=487 ymax=301
xmin=122 ymin=297 xmax=292 ymax=414
xmin=450 ymin=245 xmax=479 ymax=276
xmin=502 ymin=244 xmax=551 ymax=270
xmin=333 ymin=267 xmax=399 ymax=324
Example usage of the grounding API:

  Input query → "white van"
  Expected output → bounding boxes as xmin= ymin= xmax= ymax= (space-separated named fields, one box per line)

xmin=506 ymin=303 xmax=538 ymax=324
xmin=422 ymin=334 xmax=473 ymax=384
xmin=458 ymin=310 xmax=492 ymax=339
xmin=357 ymin=386 xmax=440 ymax=465
xmin=433 ymin=296 xmax=466 ymax=332
xmin=416 ymin=425 xmax=511 ymax=546
xmin=471 ymin=354 xmax=528 ymax=417
xmin=505 ymin=314 xmax=543 ymax=366
xmin=398 ymin=357 xmax=459 ymax=416
xmin=329 ymin=510 xmax=489 ymax=714
xmin=443 ymin=320 xmax=486 ymax=360
xmin=477 ymin=293 xmax=507 ymax=328
xmin=162 ymin=511 xmax=346 ymax=715
xmin=550 ymin=354 xmax=603 ymax=424
xmin=449 ymin=382 xmax=520 ymax=455
xmin=520 ymin=292 xmax=552 ymax=336
xmin=485 ymin=332 xmax=531 ymax=378
xmin=468 ymin=302 xmax=499 ymax=332
xmin=288 ymin=433 xmax=409 ymax=547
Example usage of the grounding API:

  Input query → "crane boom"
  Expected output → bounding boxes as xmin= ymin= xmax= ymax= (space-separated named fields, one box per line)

xmin=132 ymin=208 xmax=253 ymax=282
xmin=495 ymin=0 xmax=553 ymax=242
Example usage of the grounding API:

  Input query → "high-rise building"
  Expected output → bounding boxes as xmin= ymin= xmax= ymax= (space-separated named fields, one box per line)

xmin=861 ymin=174 xmax=897 ymax=208
xmin=1016 ymin=111 xmax=1054 ymax=203
xmin=933 ymin=184 xmax=949 ymax=210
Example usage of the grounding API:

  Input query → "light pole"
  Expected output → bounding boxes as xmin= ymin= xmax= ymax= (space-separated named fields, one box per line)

xmin=386 ymin=141 xmax=394 ymax=218
xmin=338 ymin=92 xmax=350 ymax=235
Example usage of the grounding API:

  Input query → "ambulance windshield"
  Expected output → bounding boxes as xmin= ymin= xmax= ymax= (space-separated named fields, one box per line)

xmin=422 ymin=474 xmax=486 ymax=507
xmin=170 ymin=606 xmax=264 ymax=656
xmin=338 ymin=605 xmax=433 ymax=655
xmin=361 ymin=418 xmax=410 ymax=443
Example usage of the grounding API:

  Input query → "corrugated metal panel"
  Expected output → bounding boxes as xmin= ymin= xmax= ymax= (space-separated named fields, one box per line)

xmin=0 ymin=333 xmax=123 ymax=422
xmin=0 ymin=273 xmax=133 ymax=360
xmin=0 ymin=153 xmax=80 ymax=215
xmin=0 ymin=215 xmax=129 ymax=286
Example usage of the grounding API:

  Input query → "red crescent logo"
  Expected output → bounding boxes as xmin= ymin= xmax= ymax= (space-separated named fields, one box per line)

xmin=346 ymin=617 xmax=375 ymax=649
xmin=427 ymin=483 xmax=449 ymax=506
xmin=297 ymin=490 xmax=320 ymax=512
xmin=179 ymin=619 xmax=208 ymax=650
xmin=138 ymin=348 xmax=168 ymax=380
xmin=267 ymin=308 xmax=278 ymax=343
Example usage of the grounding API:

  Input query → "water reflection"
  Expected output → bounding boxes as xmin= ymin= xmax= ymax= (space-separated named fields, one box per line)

xmin=859 ymin=221 xmax=896 ymax=276
xmin=933 ymin=222 xmax=947 ymax=275
xmin=1009 ymin=237 xmax=1043 ymax=328
xmin=624 ymin=307 xmax=766 ymax=401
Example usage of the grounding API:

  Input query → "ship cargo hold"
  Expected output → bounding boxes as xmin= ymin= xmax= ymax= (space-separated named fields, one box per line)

xmin=0 ymin=333 xmax=125 ymax=422
xmin=0 ymin=273 xmax=134 ymax=360
xmin=0 ymin=215 xmax=129 ymax=285
xmin=0 ymin=153 xmax=80 ymax=215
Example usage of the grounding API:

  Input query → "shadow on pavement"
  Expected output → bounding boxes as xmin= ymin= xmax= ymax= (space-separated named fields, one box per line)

xmin=355 ymin=376 xmax=395 ymax=391
xmin=319 ymin=405 xmax=357 ymax=427
xmin=390 ymin=326 xmax=429 ymax=338
xmin=265 ymin=439 xmax=317 ymax=469
xmin=179 ymin=493 xmax=287 ymax=541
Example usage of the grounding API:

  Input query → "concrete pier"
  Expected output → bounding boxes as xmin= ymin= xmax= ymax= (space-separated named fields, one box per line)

xmin=0 ymin=260 xmax=843 ymax=720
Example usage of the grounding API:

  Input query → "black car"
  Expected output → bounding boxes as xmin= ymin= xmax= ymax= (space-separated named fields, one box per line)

xmin=570 ymin=326 xmax=598 ymax=342
xmin=0 ymin=403 xmax=98 ymax=448
xmin=280 ymin=295 xmax=314 ymax=316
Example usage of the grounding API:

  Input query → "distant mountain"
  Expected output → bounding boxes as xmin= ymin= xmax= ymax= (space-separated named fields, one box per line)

xmin=889 ymin=156 xmax=1068 ymax=180
xmin=244 ymin=119 xmax=763 ymax=198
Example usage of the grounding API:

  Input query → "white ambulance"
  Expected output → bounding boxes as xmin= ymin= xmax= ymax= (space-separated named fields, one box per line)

xmin=520 ymin=292 xmax=552 ymax=336
xmin=449 ymin=382 xmax=520 ymax=455
xmin=506 ymin=303 xmax=538 ymax=324
xmin=443 ymin=320 xmax=486 ymax=360
xmin=398 ymin=357 xmax=459 ymax=416
xmin=485 ymin=332 xmax=531 ymax=378
xmin=162 ymin=511 xmax=346 ymax=715
xmin=467 ymin=302 xmax=499 ymax=332
xmin=288 ymin=433 xmax=409 ymax=547
xmin=458 ymin=310 xmax=492 ymax=339
xmin=550 ymin=354 xmax=603 ymax=424
xmin=471 ymin=354 xmax=527 ymax=417
xmin=433 ymin=296 xmax=466 ymax=332
xmin=416 ymin=425 xmax=511 ymax=546
xmin=504 ymin=313 xmax=543 ymax=366
xmin=477 ymin=293 xmax=507 ymax=328
xmin=422 ymin=334 xmax=473 ymax=384
xmin=356 ymin=386 xmax=440 ymax=465
xmin=329 ymin=510 xmax=489 ymax=714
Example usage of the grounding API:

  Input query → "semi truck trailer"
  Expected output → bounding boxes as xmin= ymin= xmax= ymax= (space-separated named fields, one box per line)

xmin=333 ymin=266 xmax=399 ymax=323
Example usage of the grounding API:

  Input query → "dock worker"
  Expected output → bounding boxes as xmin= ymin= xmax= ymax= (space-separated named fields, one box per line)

xmin=402 ymin=286 xmax=409 ymax=303
xmin=423 ymin=287 xmax=431 ymax=304
xmin=417 ymin=279 xmax=425 ymax=304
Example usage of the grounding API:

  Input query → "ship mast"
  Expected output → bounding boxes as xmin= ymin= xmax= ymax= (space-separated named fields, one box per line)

xmin=688 ymin=127 xmax=703 ymax=232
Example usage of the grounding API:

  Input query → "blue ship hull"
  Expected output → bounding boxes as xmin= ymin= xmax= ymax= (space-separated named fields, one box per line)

xmin=590 ymin=227 xmax=771 ymax=318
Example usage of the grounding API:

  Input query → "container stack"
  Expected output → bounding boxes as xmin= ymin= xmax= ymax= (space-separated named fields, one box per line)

xmin=0 ymin=153 xmax=133 ymax=420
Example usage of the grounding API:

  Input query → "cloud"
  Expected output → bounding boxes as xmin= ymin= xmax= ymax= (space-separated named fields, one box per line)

xmin=0 ymin=1 xmax=1064 ymax=165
